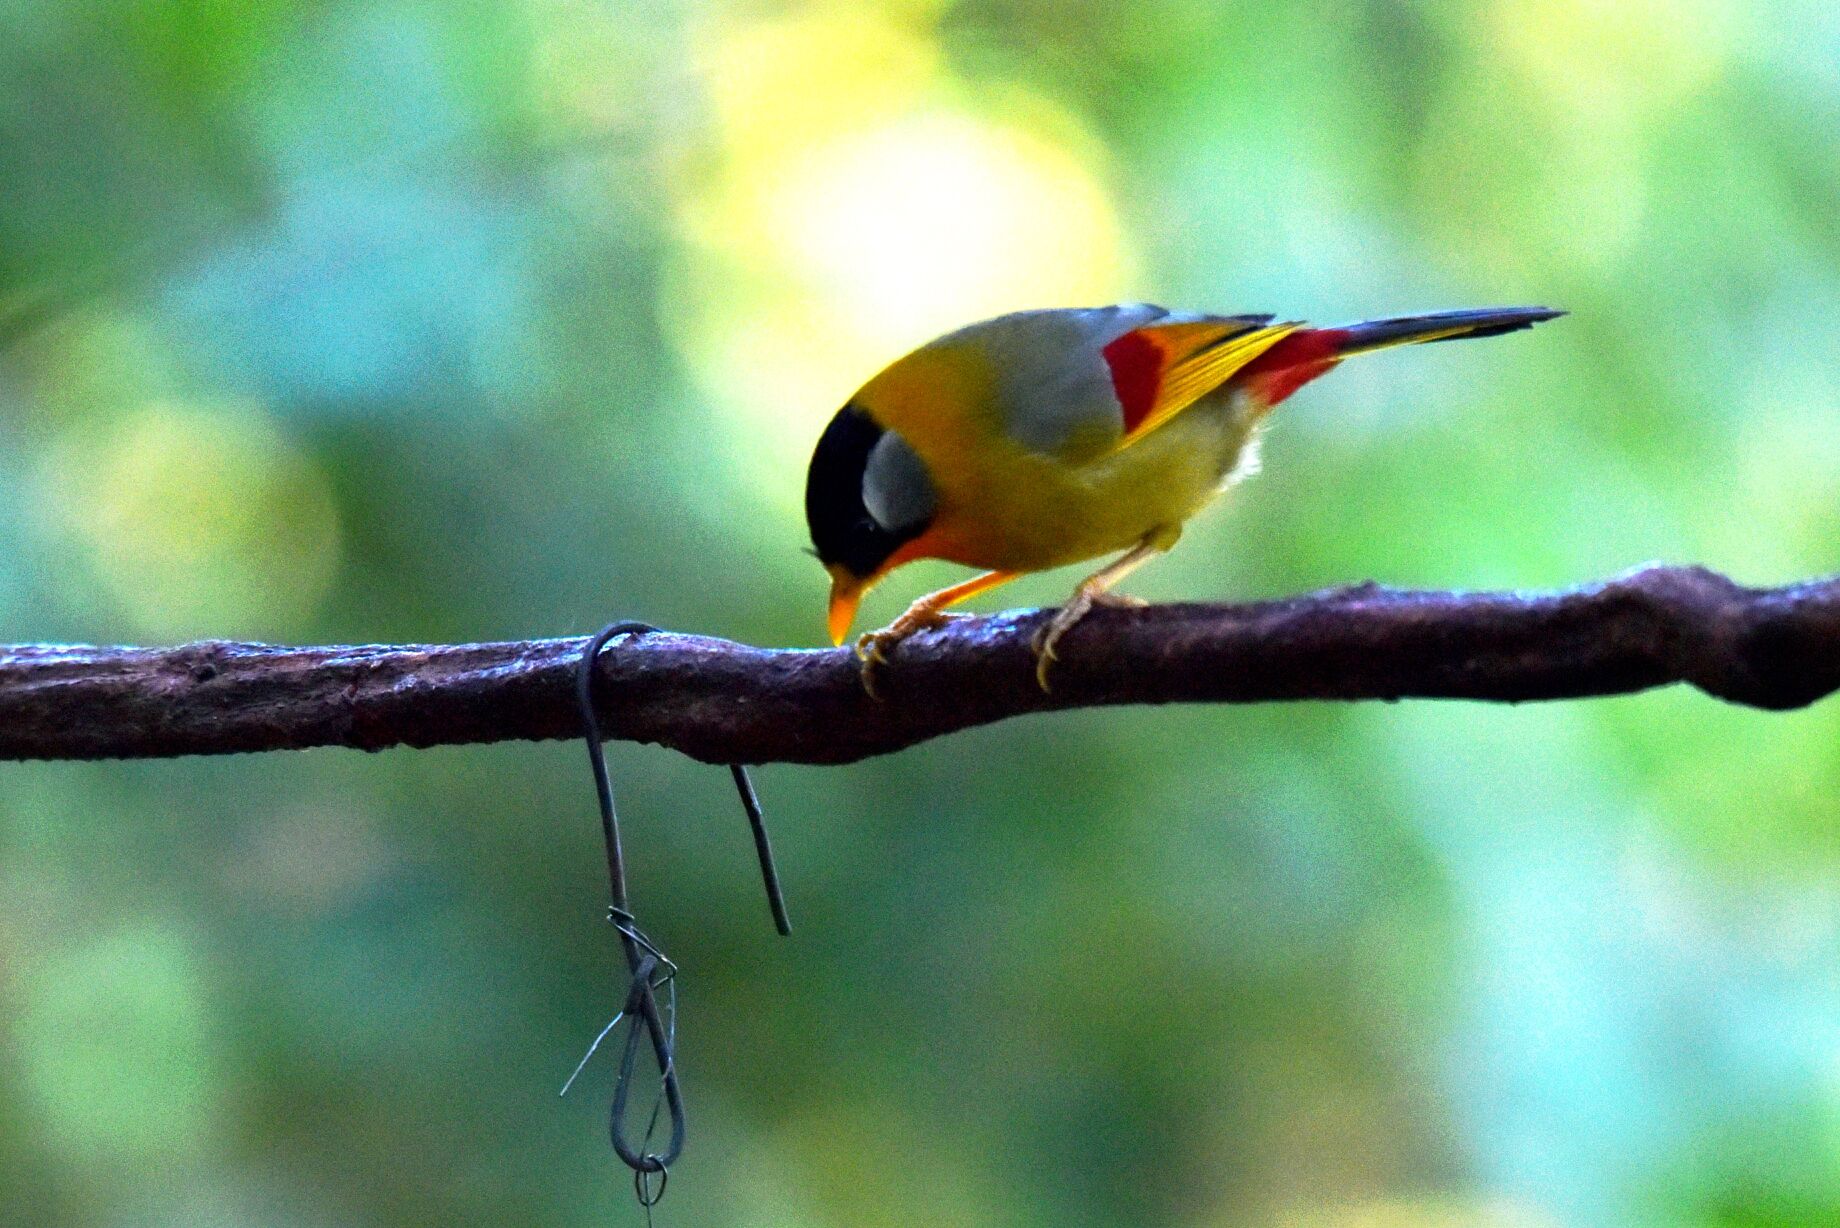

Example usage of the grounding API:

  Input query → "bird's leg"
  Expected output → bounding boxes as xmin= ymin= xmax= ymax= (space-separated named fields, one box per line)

xmin=855 ymin=569 xmax=1020 ymax=698
xmin=1033 ymin=528 xmax=1179 ymax=692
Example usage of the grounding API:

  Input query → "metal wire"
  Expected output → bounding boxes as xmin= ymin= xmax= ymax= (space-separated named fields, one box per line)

xmin=731 ymin=764 xmax=792 ymax=935
xmin=575 ymin=619 xmax=794 ymax=1210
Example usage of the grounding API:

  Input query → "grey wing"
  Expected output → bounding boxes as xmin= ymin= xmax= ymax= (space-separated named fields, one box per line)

xmin=953 ymin=303 xmax=1168 ymax=456
xmin=935 ymin=304 xmax=1276 ymax=458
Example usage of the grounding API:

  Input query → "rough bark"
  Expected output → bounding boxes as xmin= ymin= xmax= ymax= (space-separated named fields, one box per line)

xmin=2 ymin=565 xmax=1836 ymax=766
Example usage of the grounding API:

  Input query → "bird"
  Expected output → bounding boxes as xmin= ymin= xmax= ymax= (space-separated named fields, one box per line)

xmin=805 ymin=303 xmax=1563 ymax=692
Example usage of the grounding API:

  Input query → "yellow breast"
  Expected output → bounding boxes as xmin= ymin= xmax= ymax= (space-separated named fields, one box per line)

xmin=862 ymin=343 xmax=1260 ymax=572
xmin=934 ymin=392 xmax=1261 ymax=570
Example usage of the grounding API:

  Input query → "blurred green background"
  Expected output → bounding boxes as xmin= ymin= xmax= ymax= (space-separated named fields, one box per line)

xmin=3 ymin=1 xmax=1839 ymax=1225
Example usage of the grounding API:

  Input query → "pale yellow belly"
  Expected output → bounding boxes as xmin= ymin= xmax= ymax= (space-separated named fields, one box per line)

xmin=928 ymin=390 xmax=1261 ymax=572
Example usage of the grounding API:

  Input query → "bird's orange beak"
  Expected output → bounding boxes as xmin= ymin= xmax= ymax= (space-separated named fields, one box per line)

xmin=827 ymin=570 xmax=864 ymax=647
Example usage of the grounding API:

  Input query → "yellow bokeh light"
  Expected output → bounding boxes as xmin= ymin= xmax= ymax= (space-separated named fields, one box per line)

xmin=692 ymin=6 xmax=942 ymax=158
xmin=34 ymin=400 xmax=342 ymax=639
xmin=766 ymin=112 xmax=1130 ymax=353
xmin=662 ymin=6 xmax=1135 ymax=493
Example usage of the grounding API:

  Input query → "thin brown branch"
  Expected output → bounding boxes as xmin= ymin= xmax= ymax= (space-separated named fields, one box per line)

xmin=2 ymin=565 xmax=1837 ymax=766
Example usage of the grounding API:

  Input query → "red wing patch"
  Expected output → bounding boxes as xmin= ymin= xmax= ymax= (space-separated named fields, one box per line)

xmin=1101 ymin=329 xmax=1165 ymax=435
xmin=1100 ymin=320 xmax=1298 ymax=447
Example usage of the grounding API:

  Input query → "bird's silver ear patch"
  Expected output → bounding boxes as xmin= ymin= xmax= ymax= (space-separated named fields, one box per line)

xmin=862 ymin=428 xmax=936 ymax=534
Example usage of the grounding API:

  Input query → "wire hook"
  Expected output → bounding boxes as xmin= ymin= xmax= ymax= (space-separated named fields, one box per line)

xmin=579 ymin=622 xmax=791 ymax=935
xmin=575 ymin=619 xmax=795 ymax=1203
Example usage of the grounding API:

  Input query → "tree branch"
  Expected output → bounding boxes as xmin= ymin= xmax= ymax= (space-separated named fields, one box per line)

xmin=2 ymin=565 xmax=1837 ymax=766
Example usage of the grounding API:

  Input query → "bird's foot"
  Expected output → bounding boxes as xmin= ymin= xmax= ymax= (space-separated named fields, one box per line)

xmin=1032 ymin=591 xmax=1144 ymax=692
xmin=854 ymin=608 xmax=964 ymax=698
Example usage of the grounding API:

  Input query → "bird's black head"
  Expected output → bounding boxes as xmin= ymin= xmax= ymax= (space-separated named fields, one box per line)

xmin=805 ymin=403 xmax=938 ymax=643
xmin=804 ymin=403 xmax=934 ymax=582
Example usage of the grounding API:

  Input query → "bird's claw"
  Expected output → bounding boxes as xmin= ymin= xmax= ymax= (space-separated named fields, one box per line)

xmin=1032 ymin=598 xmax=1088 ymax=692
xmin=853 ymin=609 xmax=963 ymax=698
xmin=853 ymin=631 xmax=894 ymax=699
xmin=1031 ymin=590 xmax=1143 ymax=692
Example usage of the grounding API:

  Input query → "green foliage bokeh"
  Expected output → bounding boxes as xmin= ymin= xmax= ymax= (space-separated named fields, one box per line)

xmin=3 ymin=3 xmax=1839 ymax=1226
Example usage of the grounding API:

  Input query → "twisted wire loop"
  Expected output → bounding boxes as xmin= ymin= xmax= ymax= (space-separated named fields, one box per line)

xmin=575 ymin=619 xmax=795 ymax=1210
xmin=608 ymin=950 xmax=682 ymax=1172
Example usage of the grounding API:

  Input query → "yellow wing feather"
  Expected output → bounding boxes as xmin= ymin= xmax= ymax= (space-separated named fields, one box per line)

xmin=1112 ymin=321 xmax=1298 ymax=449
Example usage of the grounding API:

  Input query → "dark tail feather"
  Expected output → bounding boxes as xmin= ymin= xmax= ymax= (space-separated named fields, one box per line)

xmin=1332 ymin=306 xmax=1565 ymax=357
